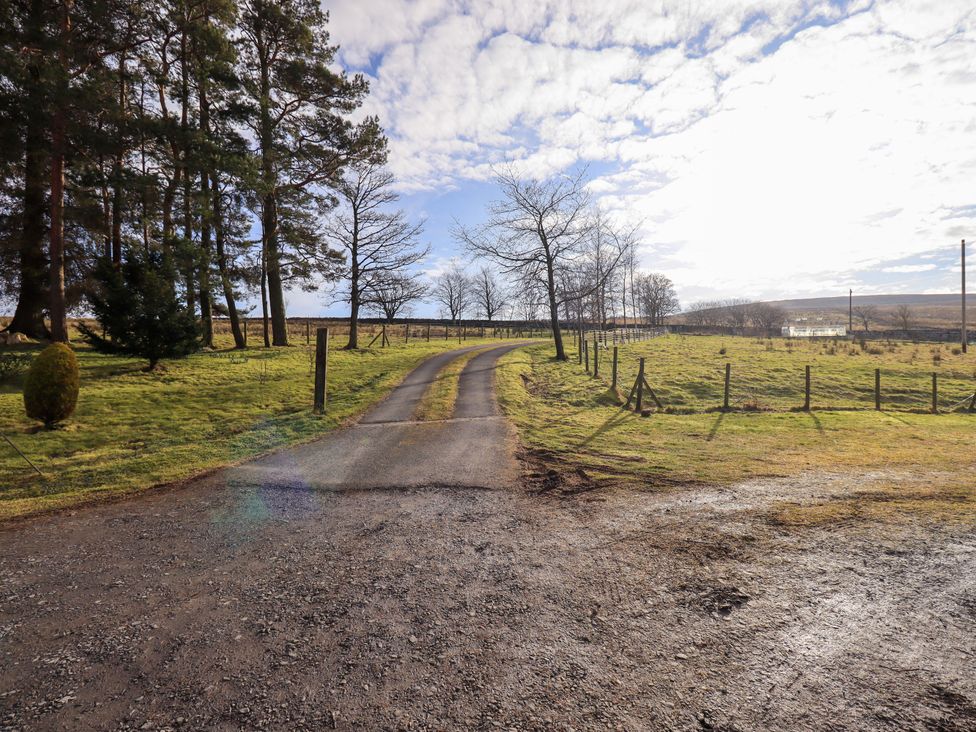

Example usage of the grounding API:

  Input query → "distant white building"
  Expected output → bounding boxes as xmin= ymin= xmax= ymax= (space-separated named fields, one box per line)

xmin=781 ymin=324 xmax=847 ymax=337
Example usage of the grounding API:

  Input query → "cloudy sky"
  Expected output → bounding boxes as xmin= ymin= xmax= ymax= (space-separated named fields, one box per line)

xmin=303 ymin=0 xmax=976 ymax=315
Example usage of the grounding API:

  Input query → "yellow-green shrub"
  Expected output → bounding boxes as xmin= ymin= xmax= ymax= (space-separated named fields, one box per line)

xmin=23 ymin=343 xmax=79 ymax=426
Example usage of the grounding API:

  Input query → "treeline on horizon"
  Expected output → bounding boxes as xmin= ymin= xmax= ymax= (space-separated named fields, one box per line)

xmin=0 ymin=0 xmax=683 ymax=362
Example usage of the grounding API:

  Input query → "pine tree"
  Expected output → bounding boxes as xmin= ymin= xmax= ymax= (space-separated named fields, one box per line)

xmin=238 ymin=0 xmax=384 ymax=346
xmin=79 ymin=253 xmax=200 ymax=370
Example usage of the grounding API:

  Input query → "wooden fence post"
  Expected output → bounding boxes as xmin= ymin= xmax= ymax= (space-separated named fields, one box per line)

xmin=306 ymin=319 xmax=310 ymax=344
xmin=405 ymin=323 xmax=409 ymax=343
xmin=611 ymin=346 xmax=618 ymax=390
xmin=593 ymin=338 xmax=599 ymax=377
xmin=584 ymin=339 xmax=590 ymax=373
xmin=382 ymin=323 xmax=388 ymax=347
xmin=804 ymin=365 xmax=811 ymax=411
xmin=635 ymin=357 xmax=645 ymax=411
xmin=723 ymin=363 xmax=731 ymax=411
xmin=932 ymin=372 xmax=938 ymax=413
xmin=313 ymin=328 xmax=329 ymax=414
xmin=243 ymin=318 xmax=248 ymax=346
xmin=875 ymin=368 xmax=881 ymax=410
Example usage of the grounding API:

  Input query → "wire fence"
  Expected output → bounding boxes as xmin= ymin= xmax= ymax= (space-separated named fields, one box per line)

xmin=212 ymin=318 xmax=561 ymax=346
xmin=577 ymin=334 xmax=976 ymax=414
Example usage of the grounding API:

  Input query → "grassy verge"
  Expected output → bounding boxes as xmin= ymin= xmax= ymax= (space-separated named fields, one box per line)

xmin=497 ymin=342 xmax=976 ymax=523
xmin=414 ymin=346 xmax=493 ymax=421
xmin=0 ymin=336 xmax=497 ymax=520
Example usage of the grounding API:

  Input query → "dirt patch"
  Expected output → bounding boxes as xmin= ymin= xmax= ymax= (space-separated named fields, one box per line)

xmin=518 ymin=446 xmax=603 ymax=496
xmin=519 ymin=444 xmax=703 ymax=494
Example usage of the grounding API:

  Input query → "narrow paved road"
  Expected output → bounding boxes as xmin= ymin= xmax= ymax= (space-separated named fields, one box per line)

xmin=230 ymin=342 xmax=525 ymax=491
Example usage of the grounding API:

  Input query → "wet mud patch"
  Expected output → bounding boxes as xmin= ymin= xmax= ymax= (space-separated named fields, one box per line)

xmin=519 ymin=446 xmax=602 ymax=496
xmin=679 ymin=581 xmax=751 ymax=618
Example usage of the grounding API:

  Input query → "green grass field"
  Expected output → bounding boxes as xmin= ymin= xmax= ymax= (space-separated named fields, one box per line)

xmin=600 ymin=333 xmax=976 ymax=412
xmin=498 ymin=336 xmax=976 ymax=524
xmin=0 ymin=333 xmax=500 ymax=520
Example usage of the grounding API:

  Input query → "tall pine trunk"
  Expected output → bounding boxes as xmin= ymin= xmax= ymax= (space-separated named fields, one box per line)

xmin=212 ymin=179 xmax=244 ymax=348
xmin=48 ymin=1 xmax=71 ymax=343
xmin=7 ymin=45 xmax=49 ymax=339
xmin=110 ymin=55 xmax=125 ymax=266
xmin=260 ymin=234 xmax=270 ymax=347
xmin=198 ymin=170 xmax=214 ymax=347
xmin=197 ymin=70 xmax=213 ymax=347
xmin=179 ymin=26 xmax=194 ymax=314
xmin=49 ymin=115 xmax=67 ymax=342
xmin=263 ymin=194 xmax=288 ymax=345
xmin=258 ymin=50 xmax=288 ymax=346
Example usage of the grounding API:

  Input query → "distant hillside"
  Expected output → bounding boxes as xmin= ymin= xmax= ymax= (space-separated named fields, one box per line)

xmin=766 ymin=294 xmax=960 ymax=311
xmin=676 ymin=293 xmax=971 ymax=330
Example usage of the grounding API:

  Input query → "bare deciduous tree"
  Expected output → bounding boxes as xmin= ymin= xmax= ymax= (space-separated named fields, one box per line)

xmin=326 ymin=162 xmax=429 ymax=348
xmin=454 ymin=167 xmax=627 ymax=360
xmin=895 ymin=304 xmax=914 ymax=331
xmin=718 ymin=298 xmax=752 ymax=328
xmin=512 ymin=272 xmax=548 ymax=322
xmin=749 ymin=303 xmax=786 ymax=330
xmin=473 ymin=266 xmax=505 ymax=321
xmin=686 ymin=300 xmax=721 ymax=326
xmin=432 ymin=263 xmax=470 ymax=322
xmin=852 ymin=304 xmax=877 ymax=331
xmin=635 ymin=272 xmax=680 ymax=325
xmin=365 ymin=272 xmax=429 ymax=322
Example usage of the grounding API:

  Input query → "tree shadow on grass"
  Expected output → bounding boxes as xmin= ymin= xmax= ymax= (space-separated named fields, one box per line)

xmin=881 ymin=410 xmax=913 ymax=426
xmin=81 ymin=362 xmax=150 ymax=380
xmin=577 ymin=408 xmax=636 ymax=450
xmin=706 ymin=411 xmax=725 ymax=441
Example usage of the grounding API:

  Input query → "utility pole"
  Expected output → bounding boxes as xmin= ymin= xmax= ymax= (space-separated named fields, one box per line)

xmin=963 ymin=239 xmax=968 ymax=354
xmin=848 ymin=289 xmax=853 ymax=334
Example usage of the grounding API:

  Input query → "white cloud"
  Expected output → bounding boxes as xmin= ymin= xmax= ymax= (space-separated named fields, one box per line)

xmin=327 ymin=0 xmax=976 ymax=301
xmin=882 ymin=264 xmax=938 ymax=273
